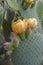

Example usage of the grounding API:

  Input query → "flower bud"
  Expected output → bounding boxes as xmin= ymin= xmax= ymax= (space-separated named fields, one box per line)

xmin=12 ymin=19 xmax=27 ymax=34
xmin=28 ymin=18 xmax=38 ymax=29
xmin=25 ymin=0 xmax=34 ymax=4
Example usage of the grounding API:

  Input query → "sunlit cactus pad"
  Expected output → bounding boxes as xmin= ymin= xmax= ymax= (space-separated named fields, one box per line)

xmin=11 ymin=32 xmax=43 ymax=65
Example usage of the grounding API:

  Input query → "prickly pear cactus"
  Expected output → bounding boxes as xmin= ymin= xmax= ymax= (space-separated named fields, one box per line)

xmin=0 ymin=0 xmax=43 ymax=65
xmin=11 ymin=32 xmax=43 ymax=65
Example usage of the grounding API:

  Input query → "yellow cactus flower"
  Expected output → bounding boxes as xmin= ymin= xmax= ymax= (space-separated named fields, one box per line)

xmin=25 ymin=0 xmax=34 ymax=4
xmin=28 ymin=18 xmax=38 ymax=28
xmin=23 ymin=19 xmax=28 ymax=25
xmin=12 ymin=19 xmax=27 ymax=34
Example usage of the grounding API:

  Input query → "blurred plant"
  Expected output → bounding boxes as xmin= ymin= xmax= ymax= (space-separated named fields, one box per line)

xmin=21 ymin=0 xmax=36 ymax=10
xmin=36 ymin=0 xmax=43 ymax=29
xmin=0 ymin=0 xmax=43 ymax=65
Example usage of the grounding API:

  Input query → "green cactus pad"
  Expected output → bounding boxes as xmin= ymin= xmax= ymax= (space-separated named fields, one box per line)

xmin=11 ymin=32 xmax=43 ymax=65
